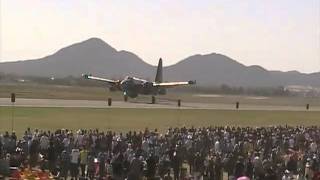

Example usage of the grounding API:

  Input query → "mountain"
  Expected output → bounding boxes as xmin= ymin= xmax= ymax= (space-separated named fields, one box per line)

xmin=0 ymin=38 xmax=319 ymax=87
xmin=0 ymin=38 xmax=155 ymax=79
xmin=164 ymin=54 xmax=320 ymax=87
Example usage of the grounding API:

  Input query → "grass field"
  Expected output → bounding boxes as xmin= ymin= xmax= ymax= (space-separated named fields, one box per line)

xmin=1 ymin=106 xmax=319 ymax=137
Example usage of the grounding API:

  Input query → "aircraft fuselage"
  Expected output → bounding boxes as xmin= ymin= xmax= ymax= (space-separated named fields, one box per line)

xmin=116 ymin=76 xmax=165 ymax=98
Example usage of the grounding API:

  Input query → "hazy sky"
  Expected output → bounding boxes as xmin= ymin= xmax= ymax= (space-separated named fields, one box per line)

xmin=1 ymin=0 xmax=319 ymax=73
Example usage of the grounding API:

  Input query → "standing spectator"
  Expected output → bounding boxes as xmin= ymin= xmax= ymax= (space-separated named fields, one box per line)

xmin=60 ymin=150 xmax=70 ymax=180
xmin=87 ymin=154 xmax=95 ymax=179
xmin=215 ymin=155 xmax=223 ymax=180
xmin=172 ymin=151 xmax=182 ymax=180
xmin=79 ymin=147 xmax=88 ymax=177
xmin=128 ymin=155 xmax=143 ymax=180
xmin=0 ymin=154 xmax=10 ymax=177
xmin=39 ymin=133 xmax=49 ymax=153
xmin=47 ymin=141 xmax=56 ymax=173
xmin=70 ymin=148 xmax=80 ymax=179
xmin=234 ymin=158 xmax=245 ymax=178
xmin=98 ymin=152 xmax=106 ymax=179
xmin=245 ymin=158 xmax=253 ymax=179
xmin=29 ymin=138 xmax=39 ymax=167
xmin=146 ymin=153 xmax=157 ymax=178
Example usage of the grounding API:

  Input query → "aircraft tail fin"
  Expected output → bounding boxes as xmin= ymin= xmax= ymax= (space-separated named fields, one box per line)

xmin=155 ymin=58 xmax=163 ymax=83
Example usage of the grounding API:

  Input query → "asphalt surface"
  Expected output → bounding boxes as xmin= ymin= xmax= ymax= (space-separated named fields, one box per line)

xmin=0 ymin=98 xmax=319 ymax=111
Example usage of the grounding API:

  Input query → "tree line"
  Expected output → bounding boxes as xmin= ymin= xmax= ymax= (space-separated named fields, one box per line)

xmin=0 ymin=72 xmax=291 ymax=97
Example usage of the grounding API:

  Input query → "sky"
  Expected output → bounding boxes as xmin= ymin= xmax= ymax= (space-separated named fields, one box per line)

xmin=0 ymin=0 xmax=319 ymax=73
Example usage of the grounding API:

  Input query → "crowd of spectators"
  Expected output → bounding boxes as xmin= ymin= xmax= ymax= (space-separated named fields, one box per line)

xmin=0 ymin=125 xmax=320 ymax=180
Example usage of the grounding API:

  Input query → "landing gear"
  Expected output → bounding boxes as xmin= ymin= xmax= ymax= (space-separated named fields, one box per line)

xmin=124 ymin=95 xmax=128 ymax=102
xmin=151 ymin=96 xmax=156 ymax=104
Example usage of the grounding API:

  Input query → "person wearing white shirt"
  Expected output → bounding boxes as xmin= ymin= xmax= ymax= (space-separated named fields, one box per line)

xmin=289 ymin=138 xmax=295 ymax=149
xmin=214 ymin=140 xmax=221 ymax=153
xmin=310 ymin=141 xmax=317 ymax=153
xmin=142 ymin=139 xmax=149 ymax=154
xmin=70 ymin=148 xmax=80 ymax=179
xmin=39 ymin=135 xmax=49 ymax=151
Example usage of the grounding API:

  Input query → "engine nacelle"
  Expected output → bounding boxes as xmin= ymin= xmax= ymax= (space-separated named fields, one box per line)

xmin=142 ymin=82 xmax=154 ymax=94
xmin=124 ymin=91 xmax=138 ymax=98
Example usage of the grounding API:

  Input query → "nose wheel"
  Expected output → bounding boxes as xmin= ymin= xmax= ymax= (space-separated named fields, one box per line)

xmin=124 ymin=95 xmax=128 ymax=102
xmin=151 ymin=96 xmax=156 ymax=104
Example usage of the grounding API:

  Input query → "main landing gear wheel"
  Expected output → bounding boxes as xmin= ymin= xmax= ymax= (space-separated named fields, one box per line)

xmin=124 ymin=95 xmax=128 ymax=102
xmin=151 ymin=96 xmax=156 ymax=104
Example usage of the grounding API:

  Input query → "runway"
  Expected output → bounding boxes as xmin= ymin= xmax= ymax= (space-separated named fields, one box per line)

xmin=0 ymin=98 xmax=319 ymax=111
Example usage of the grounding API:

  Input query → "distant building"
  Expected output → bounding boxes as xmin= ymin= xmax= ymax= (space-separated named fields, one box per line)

xmin=284 ymin=85 xmax=320 ymax=97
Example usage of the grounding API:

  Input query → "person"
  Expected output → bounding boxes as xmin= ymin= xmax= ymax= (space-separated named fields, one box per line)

xmin=39 ymin=133 xmax=49 ymax=153
xmin=245 ymin=158 xmax=253 ymax=179
xmin=172 ymin=151 xmax=182 ymax=180
xmin=29 ymin=138 xmax=39 ymax=167
xmin=164 ymin=172 xmax=173 ymax=180
xmin=98 ymin=152 xmax=106 ymax=179
xmin=3 ymin=125 xmax=320 ymax=179
xmin=47 ymin=141 xmax=56 ymax=173
xmin=0 ymin=136 xmax=3 ymax=156
xmin=146 ymin=153 xmax=157 ymax=178
xmin=60 ymin=150 xmax=70 ymax=180
xmin=234 ymin=159 xmax=245 ymax=178
xmin=79 ymin=147 xmax=88 ymax=177
xmin=215 ymin=155 xmax=223 ymax=180
xmin=296 ymin=168 xmax=305 ymax=180
xmin=0 ymin=154 xmax=10 ymax=177
xmin=158 ymin=155 xmax=171 ymax=178
xmin=112 ymin=153 xmax=125 ymax=179
xmin=305 ymin=159 xmax=314 ymax=180
xmin=87 ymin=154 xmax=95 ymax=179
xmin=70 ymin=148 xmax=80 ymax=179
xmin=207 ymin=156 xmax=215 ymax=180
xmin=127 ymin=155 xmax=143 ymax=180
xmin=282 ymin=170 xmax=292 ymax=180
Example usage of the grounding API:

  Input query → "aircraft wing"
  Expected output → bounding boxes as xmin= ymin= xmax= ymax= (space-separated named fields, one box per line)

xmin=153 ymin=80 xmax=196 ymax=88
xmin=82 ymin=74 xmax=119 ymax=85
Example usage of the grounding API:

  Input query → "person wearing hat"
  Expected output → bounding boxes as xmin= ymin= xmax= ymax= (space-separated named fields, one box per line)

xmin=305 ymin=159 xmax=314 ymax=180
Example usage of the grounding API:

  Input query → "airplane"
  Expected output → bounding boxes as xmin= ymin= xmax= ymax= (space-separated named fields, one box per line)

xmin=82 ymin=58 xmax=196 ymax=103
